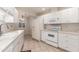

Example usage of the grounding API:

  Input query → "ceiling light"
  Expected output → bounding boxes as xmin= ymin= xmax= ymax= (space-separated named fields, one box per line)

xmin=41 ymin=8 xmax=46 ymax=11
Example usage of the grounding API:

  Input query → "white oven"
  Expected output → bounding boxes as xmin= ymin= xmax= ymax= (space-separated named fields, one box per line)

xmin=46 ymin=31 xmax=58 ymax=43
xmin=41 ymin=24 xmax=61 ymax=47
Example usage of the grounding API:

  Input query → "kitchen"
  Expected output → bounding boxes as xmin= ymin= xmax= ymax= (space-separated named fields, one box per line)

xmin=0 ymin=7 xmax=79 ymax=52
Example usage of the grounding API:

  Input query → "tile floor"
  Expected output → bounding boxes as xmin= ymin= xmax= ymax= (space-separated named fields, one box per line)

xmin=22 ymin=36 xmax=65 ymax=52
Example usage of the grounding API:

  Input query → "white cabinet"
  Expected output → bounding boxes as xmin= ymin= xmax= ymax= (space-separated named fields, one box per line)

xmin=0 ymin=7 xmax=18 ymax=23
xmin=2 ymin=7 xmax=18 ymax=16
xmin=3 ymin=31 xmax=24 ymax=52
xmin=59 ymin=32 xmax=79 ymax=52
xmin=43 ymin=8 xmax=79 ymax=24
xmin=58 ymin=8 xmax=79 ymax=23
xmin=43 ymin=13 xmax=60 ymax=24
xmin=41 ymin=31 xmax=48 ymax=41
xmin=13 ymin=33 xmax=24 ymax=52
xmin=0 ymin=8 xmax=6 ymax=22
xmin=4 ymin=13 xmax=14 ymax=23
xmin=3 ymin=43 xmax=14 ymax=52
xmin=59 ymin=33 xmax=69 ymax=50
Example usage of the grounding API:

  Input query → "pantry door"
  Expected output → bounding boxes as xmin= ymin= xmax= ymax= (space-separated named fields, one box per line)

xmin=32 ymin=19 xmax=40 ymax=41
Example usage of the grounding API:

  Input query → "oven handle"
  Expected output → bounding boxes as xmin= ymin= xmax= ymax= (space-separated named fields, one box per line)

xmin=48 ymin=34 xmax=55 ymax=37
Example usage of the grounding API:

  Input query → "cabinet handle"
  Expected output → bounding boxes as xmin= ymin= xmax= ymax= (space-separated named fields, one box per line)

xmin=48 ymin=34 xmax=55 ymax=37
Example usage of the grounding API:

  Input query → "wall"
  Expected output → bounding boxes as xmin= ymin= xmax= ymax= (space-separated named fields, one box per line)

xmin=58 ymin=7 xmax=71 ymax=11
xmin=25 ymin=19 xmax=31 ymax=35
xmin=29 ymin=19 xmax=33 ymax=35
xmin=17 ymin=10 xmax=31 ymax=35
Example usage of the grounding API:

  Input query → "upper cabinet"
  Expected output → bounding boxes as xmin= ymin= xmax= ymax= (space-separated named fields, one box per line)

xmin=43 ymin=8 xmax=79 ymax=24
xmin=43 ymin=12 xmax=60 ymax=24
xmin=4 ymin=13 xmax=14 ymax=23
xmin=0 ymin=7 xmax=18 ymax=23
xmin=2 ymin=7 xmax=18 ymax=17
xmin=58 ymin=8 xmax=79 ymax=23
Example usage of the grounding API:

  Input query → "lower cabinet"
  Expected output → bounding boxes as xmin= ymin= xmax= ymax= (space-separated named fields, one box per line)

xmin=59 ymin=32 xmax=79 ymax=52
xmin=13 ymin=33 xmax=24 ymax=52
xmin=42 ymin=31 xmax=79 ymax=52
xmin=3 ymin=32 xmax=24 ymax=52
xmin=3 ymin=44 xmax=14 ymax=52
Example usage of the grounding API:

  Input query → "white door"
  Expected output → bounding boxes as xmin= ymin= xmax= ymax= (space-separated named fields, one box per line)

xmin=32 ymin=19 xmax=40 ymax=41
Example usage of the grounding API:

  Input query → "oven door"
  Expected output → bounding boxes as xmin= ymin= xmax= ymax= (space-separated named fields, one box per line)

xmin=47 ymin=31 xmax=58 ymax=43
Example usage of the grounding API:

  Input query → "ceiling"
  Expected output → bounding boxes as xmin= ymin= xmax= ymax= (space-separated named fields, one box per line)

xmin=16 ymin=7 xmax=69 ymax=19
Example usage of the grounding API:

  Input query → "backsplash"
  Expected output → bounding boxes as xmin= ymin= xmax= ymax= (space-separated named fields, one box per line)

xmin=44 ymin=23 xmax=79 ymax=32
xmin=61 ymin=23 xmax=79 ymax=32
xmin=44 ymin=24 xmax=61 ymax=31
xmin=1 ymin=23 xmax=17 ymax=33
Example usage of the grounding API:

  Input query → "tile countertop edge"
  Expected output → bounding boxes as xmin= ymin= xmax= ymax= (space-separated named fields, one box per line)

xmin=59 ymin=31 xmax=79 ymax=35
xmin=42 ymin=30 xmax=79 ymax=35
xmin=0 ymin=30 xmax=24 ymax=52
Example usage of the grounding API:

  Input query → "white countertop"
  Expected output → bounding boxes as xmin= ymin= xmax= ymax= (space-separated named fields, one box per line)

xmin=0 ymin=30 xmax=24 ymax=52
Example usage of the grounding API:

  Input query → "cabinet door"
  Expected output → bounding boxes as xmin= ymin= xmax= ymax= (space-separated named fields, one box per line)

xmin=13 ymin=33 xmax=24 ymax=52
xmin=32 ymin=19 xmax=40 ymax=41
xmin=59 ymin=8 xmax=79 ymax=23
xmin=1 ymin=7 xmax=18 ymax=23
xmin=44 ymin=13 xmax=58 ymax=24
xmin=0 ymin=8 xmax=6 ymax=22
xmin=66 ymin=34 xmax=79 ymax=51
xmin=3 ymin=43 xmax=14 ymax=52
xmin=4 ymin=13 xmax=14 ymax=23
xmin=59 ymin=33 xmax=69 ymax=50
xmin=41 ymin=31 xmax=48 ymax=41
xmin=3 ymin=46 xmax=13 ymax=52
xmin=18 ymin=34 xmax=24 ymax=51
xmin=59 ymin=33 xmax=79 ymax=51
